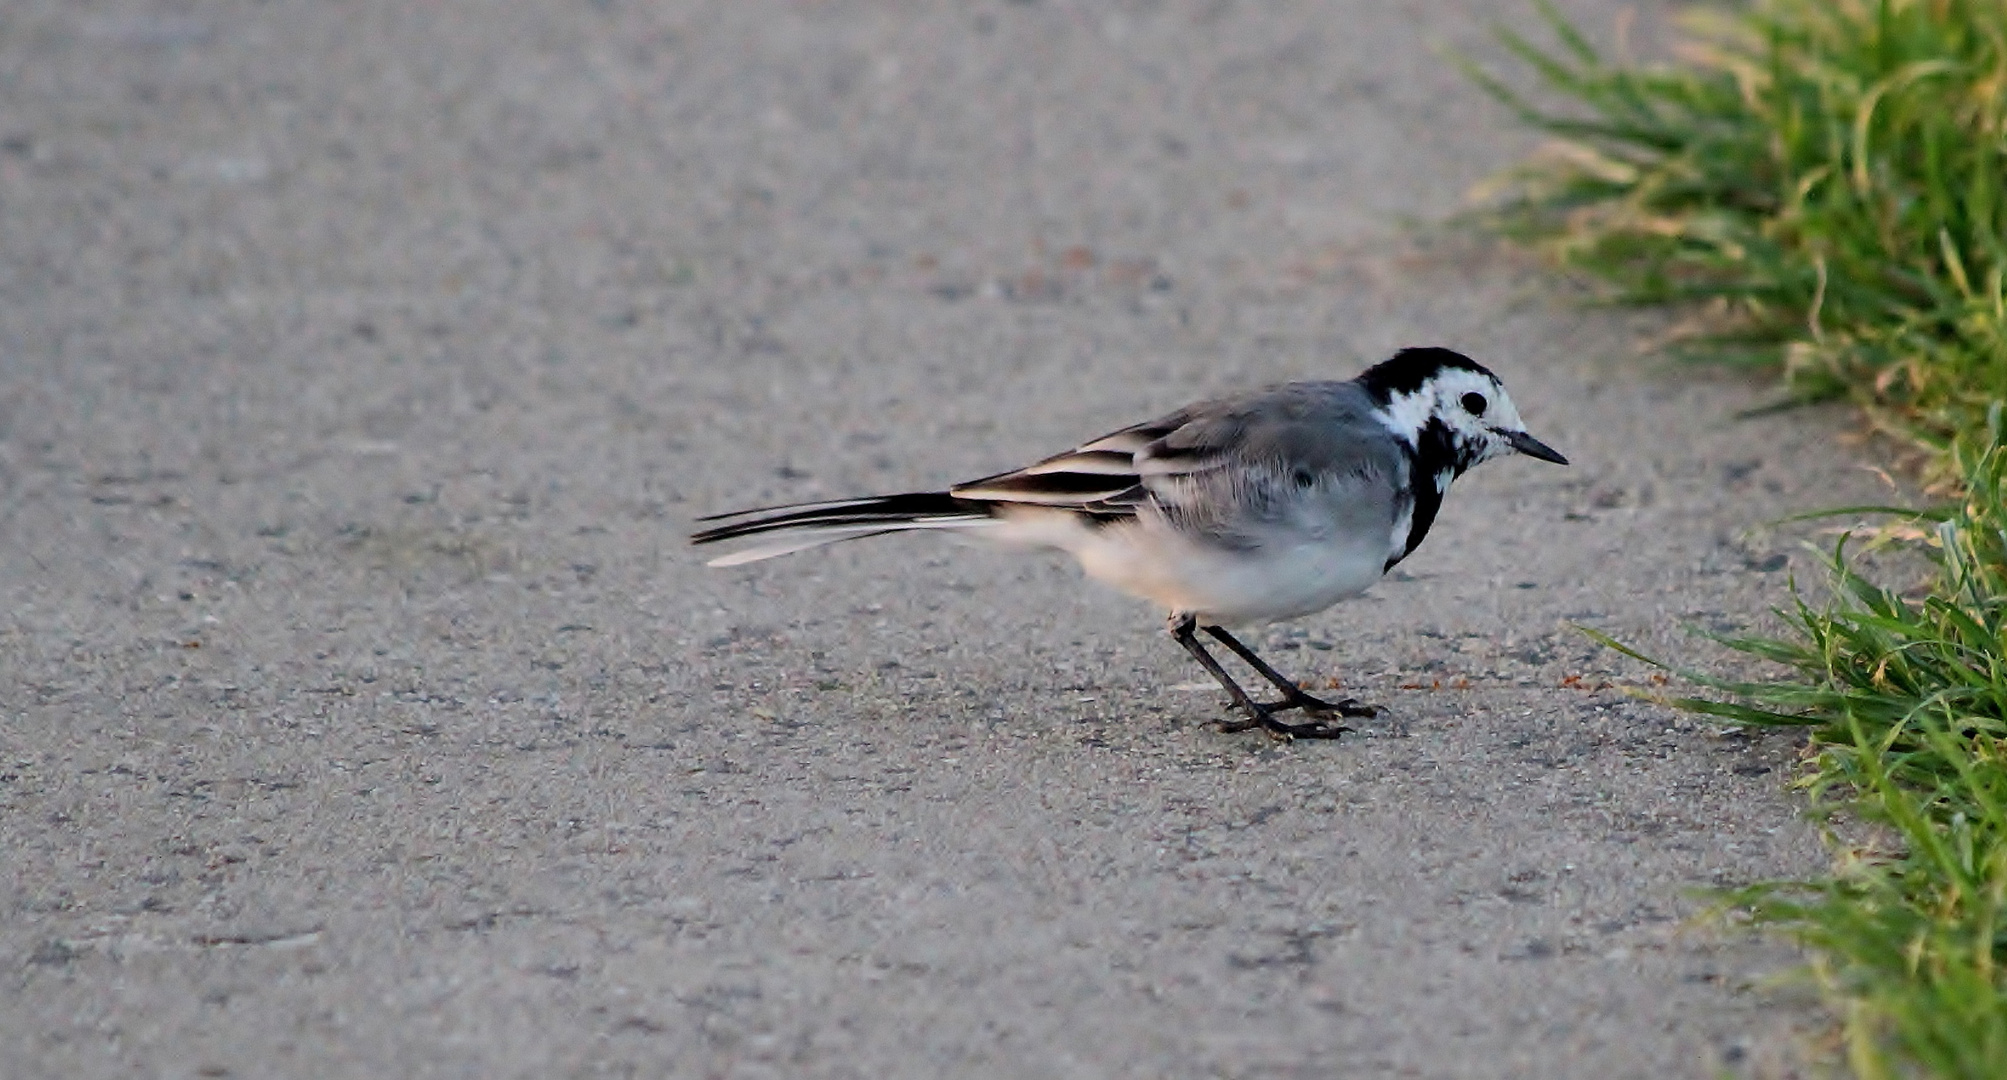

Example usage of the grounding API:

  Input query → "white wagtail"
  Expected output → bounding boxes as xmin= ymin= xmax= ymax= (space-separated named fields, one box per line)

xmin=693 ymin=347 xmax=1567 ymax=740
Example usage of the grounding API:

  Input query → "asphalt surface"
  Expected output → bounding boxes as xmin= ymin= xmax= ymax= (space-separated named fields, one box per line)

xmin=2 ymin=2 xmax=1894 ymax=1077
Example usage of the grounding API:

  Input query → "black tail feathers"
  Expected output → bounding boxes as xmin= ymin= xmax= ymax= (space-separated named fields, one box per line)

xmin=690 ymin=490 xmax=986 ymax=546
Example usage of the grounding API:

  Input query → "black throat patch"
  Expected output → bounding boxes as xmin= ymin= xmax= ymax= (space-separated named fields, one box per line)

xmin=1386 ymin=416 xmax=1476 ymax=569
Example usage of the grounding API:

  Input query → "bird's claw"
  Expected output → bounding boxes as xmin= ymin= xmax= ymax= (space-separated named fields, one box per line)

xmin=1287 ymin=691 xmax=1378 ymax=718
xmin=1259 ymin=715 xmax=1353 ymax=741
xmin=1214 ymin=701 xmax=1357 ymax=740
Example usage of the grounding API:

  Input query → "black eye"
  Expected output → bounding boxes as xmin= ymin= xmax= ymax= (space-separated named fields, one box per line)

xmin=1460 ymin=392 xmax=1488 ymax=416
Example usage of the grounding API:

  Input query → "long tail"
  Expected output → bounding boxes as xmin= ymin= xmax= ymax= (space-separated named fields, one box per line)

xmin=690 ymin=491 xmax=1000 ymax=567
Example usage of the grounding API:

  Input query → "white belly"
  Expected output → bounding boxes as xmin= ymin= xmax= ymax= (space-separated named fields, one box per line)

xmin=1068 ymin=519 xmax=1386 ymax=625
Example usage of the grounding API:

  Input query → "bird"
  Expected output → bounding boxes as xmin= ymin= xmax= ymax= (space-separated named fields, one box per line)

xmin=692 ymin=346 xmax=1568 ymax=740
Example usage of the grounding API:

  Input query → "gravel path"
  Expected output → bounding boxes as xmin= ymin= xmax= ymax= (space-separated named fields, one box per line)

xmin=2 ymin=2 xmax=1887 ymax=1076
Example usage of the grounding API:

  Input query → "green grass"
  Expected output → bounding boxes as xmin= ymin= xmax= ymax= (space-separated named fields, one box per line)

xmin=1593 ymin=420 xmax=2007 ymax=1077
xmin=1465 ymin=0 xmax=2007 ymax=478
xmin=1465 ymin=2 xmax=2007 ymax=1075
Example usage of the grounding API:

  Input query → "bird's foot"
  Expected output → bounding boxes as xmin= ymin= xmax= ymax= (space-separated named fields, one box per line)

xmin=1215 ymin=702 xmax=1354 ymax=741
xmin=1279 ymin=688 xmax=1379 ymax=718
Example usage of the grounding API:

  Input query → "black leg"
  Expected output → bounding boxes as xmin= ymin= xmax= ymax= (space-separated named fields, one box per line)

xmin=1167 ymin=616 xmax=1353 ymax=740
xmin=1201 ymin=625 xmax=1378 ymax=719
xmin=1168 ymin=615 xmax=1271 ymax=731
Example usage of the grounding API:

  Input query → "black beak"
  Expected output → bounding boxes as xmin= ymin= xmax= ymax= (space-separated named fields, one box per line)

xmin=1503 ymin=429 xmax=1569 ymax=465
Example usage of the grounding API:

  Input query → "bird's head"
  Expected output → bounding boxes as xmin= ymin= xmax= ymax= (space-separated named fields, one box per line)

xmin=1359 ymin=347 xmax=1568 ymax=476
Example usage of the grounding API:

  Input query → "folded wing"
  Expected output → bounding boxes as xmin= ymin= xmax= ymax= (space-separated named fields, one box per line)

xmin=950 ymin=382 xmax=1398 ymax=535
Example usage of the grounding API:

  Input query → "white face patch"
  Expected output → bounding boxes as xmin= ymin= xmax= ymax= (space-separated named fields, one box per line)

xmin=1372 ymin=368 xmax=1532 ymax=468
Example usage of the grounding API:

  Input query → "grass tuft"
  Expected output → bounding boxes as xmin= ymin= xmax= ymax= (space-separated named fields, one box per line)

xmin=1463 ymin=0 xmax=2007 ymax=481
xmin=1468 ymin=3 xmax=2007 ymax=1075
xmin=1600 ymin=419 xmax=2007 ymax=1077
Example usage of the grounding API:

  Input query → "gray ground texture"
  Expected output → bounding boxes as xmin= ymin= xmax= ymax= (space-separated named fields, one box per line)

xmin=1 ymin=2 xmax=1902 ymax=1077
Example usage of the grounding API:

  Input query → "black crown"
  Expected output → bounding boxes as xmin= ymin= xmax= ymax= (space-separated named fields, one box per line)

xmin=1356 ymin=347 xmax=1495 ymax=400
